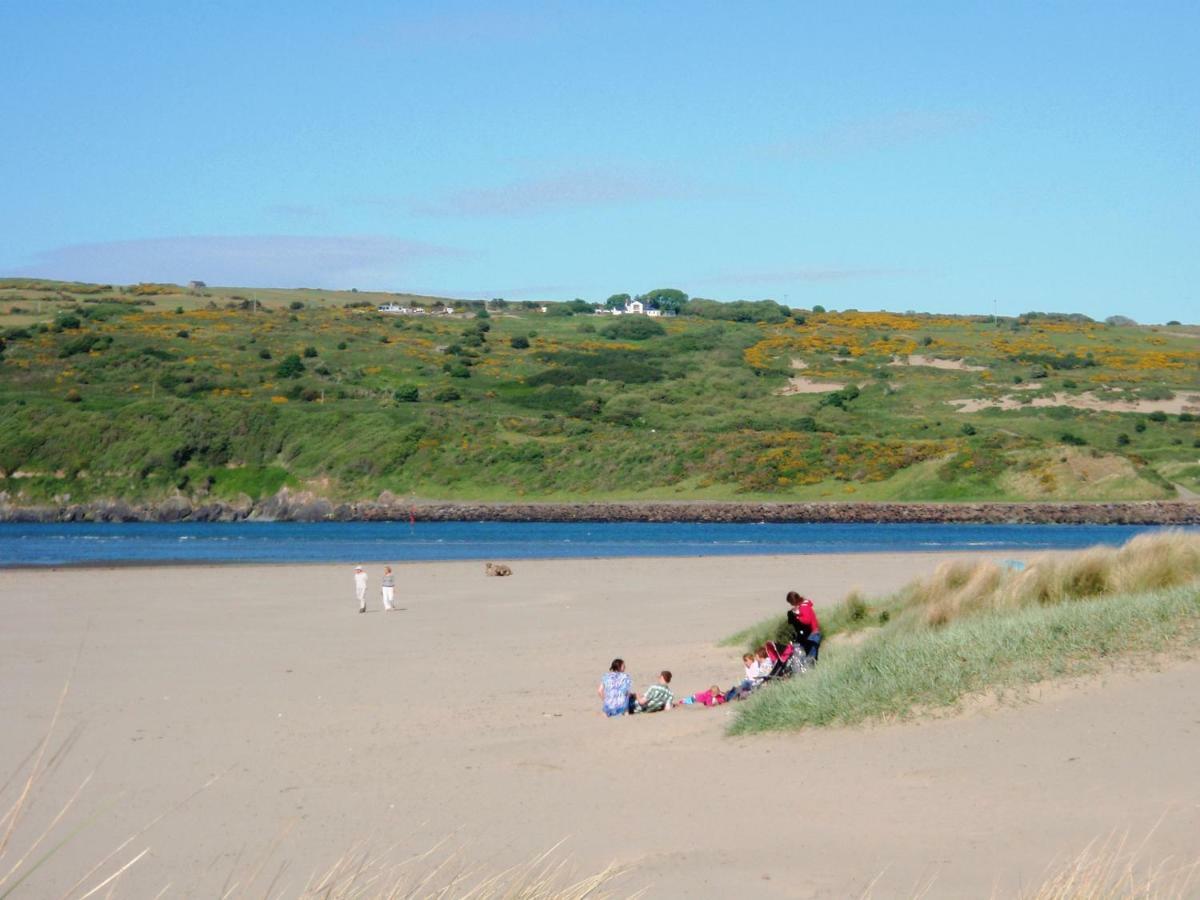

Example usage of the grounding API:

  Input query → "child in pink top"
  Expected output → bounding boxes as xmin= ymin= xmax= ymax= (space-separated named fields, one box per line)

xmin=679 ymin=685 xmax=727 ymax=707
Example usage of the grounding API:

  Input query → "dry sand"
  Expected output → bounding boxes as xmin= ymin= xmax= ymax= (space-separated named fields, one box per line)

xmin=950 ymin=391 xmax=1200 ymax=414
xmin=890 ymin=355 xmax=987 ymax=372
xmin=2 ymin=554 xmax=1198 ymax=898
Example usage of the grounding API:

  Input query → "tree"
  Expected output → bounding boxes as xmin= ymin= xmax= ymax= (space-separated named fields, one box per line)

xmin=475 ymin=309 xmax=490 ymax=319
xmin=605 ymin=293 xmax=631 ymax=309
xmin=641 ymin=288 xmax=688 ymax=313
xmin=812 ymin=305 xmax=826 ymax=314
xmin=276 ymin=354 xmax=305 ymax=378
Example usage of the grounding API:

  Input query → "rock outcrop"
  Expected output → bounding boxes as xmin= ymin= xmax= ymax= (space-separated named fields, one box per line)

xmin=1 ymin=490 xmax=1198 ymax=525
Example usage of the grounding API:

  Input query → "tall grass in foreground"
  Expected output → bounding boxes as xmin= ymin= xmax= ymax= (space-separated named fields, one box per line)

xmin=1019 ymin=829 xmax=1199 ymax=900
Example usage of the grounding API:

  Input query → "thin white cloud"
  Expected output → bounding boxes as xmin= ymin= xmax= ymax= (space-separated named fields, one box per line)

xmin=766 ymin=110 xmax=982 ymax=159
xmin=356 ymin=9 xmax=552 ymax=48
xmin=695 ymin=267 xmax=913 ymax=287
xmin=405 ymin=168 xmax=688 ymax=217
xmin=264 ymin=203 xmax=326 ymax=222
xmin=7 ymin=235 xmax=464 ymax=289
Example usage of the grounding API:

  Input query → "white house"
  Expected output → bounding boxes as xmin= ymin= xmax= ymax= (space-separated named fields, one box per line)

xmin=626 ymin=299 xmax=644 ymax=315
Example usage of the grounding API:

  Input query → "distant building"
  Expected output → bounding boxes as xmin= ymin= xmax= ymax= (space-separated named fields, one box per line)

xmin=188 ymin=280 xmax=207 ymax=290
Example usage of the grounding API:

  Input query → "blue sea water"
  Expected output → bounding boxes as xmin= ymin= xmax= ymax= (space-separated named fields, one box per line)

xmin=0 ymin=521 xmax=1193 ymax=567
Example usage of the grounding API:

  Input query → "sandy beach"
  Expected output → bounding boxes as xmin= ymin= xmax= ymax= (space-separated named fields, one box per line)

xmin=2 ymin=552 xmax=1198 ymax=898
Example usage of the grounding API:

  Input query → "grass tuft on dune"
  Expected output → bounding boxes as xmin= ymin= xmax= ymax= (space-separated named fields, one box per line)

xmin=728 ymin=531 xmax=1200 ymax=734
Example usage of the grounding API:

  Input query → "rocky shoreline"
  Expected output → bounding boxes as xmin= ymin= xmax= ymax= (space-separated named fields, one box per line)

xmin=1 ymin=491 xmax=1198 ymax=525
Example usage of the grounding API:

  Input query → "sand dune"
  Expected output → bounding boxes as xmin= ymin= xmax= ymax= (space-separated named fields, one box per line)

xmin=2 ymin=554 xmax=1197 ymax=898
xmin=891 ymin=354 xmax=987 ymax=371
xmin=951 ymin=390 xmax=1200 ymax=414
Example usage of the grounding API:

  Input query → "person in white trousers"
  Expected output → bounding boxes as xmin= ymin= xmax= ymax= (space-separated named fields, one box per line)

xmin=381 ymin=565 xmax=396 ymax=612
xmin=354 ymin=565 xmax=367 ymax=613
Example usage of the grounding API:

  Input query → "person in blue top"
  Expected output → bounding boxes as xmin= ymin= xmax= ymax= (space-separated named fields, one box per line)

xmin=597 ymin=658 xmax=635 ymax=717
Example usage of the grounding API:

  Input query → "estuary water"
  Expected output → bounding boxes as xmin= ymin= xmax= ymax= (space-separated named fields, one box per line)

xmin=0 ymin=521 xmax=1192 ymax=567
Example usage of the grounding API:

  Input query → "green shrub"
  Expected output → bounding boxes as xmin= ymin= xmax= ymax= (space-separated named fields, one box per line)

xmin=303 ymin=346 xmax=318 ymax=358
xmin=53 ymin=314 xmax=82 ymax=331
xmin=600 ymin=317 xmax=665 ymax=341
xmin=433 ymin=386 xmax=461 ymax=402
xmin=258 ymin=348 xmax=273 ymax=360
xmin=1148 ymin=410 xmax=1168 ymax=423
xmin=394 ymin=385 xmax=419 ymax=402
xmin=59 ymin=334 xmax=112 ymax=358
xmin=276 ymin=354 xmax=305 ymax=378
xmin=510 ymin=335 xmax=530 ymax=349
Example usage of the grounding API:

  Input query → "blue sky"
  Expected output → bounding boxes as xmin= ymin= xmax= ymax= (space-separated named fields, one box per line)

xmin=2 ymin=1 xmax=1197 ymax=322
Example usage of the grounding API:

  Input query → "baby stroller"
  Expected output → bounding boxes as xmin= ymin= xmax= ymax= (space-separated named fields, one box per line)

xmin=763 ymin=640 xmax=810 ymax=679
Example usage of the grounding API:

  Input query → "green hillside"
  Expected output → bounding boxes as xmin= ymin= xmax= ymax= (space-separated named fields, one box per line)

xmin=0 ymin=279 xmax=1197 ymax=505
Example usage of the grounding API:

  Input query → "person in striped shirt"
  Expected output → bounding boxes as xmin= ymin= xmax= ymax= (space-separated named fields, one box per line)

xmin=637 ymin=671 xmax=674 ymax=713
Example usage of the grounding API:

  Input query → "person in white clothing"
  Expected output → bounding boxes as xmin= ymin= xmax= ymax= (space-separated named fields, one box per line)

xmin=354 ymin=565 xmax=368 ymax=613
xmin=381 ymin=565 xmax=396 ymax=612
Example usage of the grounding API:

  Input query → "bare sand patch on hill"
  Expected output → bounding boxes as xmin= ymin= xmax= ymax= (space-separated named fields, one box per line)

xmin=777 ymin=375 xmax=848 ymax=394
xmin=951 ymin=390 xmax=1200 ymax=414
xmin=891 ymin=354 xmax=986 ymax=371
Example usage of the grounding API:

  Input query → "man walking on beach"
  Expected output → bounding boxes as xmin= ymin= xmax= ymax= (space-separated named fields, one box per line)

xmin=354 ymin=565 xmax=367 ymax=613
xmin=381 ymin=565 xmax=396 ymax=612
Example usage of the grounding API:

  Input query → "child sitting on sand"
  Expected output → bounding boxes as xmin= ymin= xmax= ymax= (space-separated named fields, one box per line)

xmin=636 ymin=671 xmax=674 ymax=713
xmin=755 ymin=646 xmax=770 ymax=674
xmin=679 ymin=684 xmax=726 ymax=707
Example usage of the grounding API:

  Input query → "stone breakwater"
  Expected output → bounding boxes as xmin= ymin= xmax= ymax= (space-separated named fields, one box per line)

xmin=1 ymin=491 xmax=1198 ymax=525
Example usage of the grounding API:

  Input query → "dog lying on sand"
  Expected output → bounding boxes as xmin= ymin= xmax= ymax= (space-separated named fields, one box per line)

xmin=485 ymin=562 xmax=512 ymax=577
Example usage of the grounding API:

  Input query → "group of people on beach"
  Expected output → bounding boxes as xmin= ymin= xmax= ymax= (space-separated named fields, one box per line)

xmin=599 ymin=591 xmax=821 ymax=717
xmin=353 ymin=564 xmax=397 ymax=613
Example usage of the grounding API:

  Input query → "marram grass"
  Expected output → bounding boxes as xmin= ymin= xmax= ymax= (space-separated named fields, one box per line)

xmin=728 ymin=531 xmax=1200 ymax=734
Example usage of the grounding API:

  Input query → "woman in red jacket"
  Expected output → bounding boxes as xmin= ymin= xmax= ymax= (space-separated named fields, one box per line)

xmin=786 ymin=591 xmax=822 ymax=662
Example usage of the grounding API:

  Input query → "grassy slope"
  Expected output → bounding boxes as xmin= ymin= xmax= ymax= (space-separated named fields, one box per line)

xmin=727 ymin=532 xmax=1200 ymax=734
xmin=730 ymin=585 xmax=1200 ymax=734
xmin=0 ymin=279 xmax=1197 ymax=504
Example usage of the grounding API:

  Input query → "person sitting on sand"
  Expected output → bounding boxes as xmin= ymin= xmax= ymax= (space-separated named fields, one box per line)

xmin=787 ymin=591 xmax=822 ymax=661
xmin=598 ymin=658 xmax=635 ymax=717
xmin=679 ymin=684 xmax=726 ymax=707
xmin=636 ymin=671 xmax=674 ymax=713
